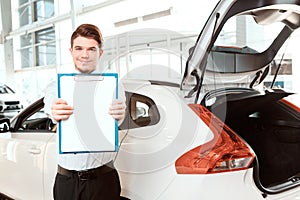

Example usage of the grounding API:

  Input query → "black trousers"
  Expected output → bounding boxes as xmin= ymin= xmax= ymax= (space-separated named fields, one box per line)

xmin=53 ymin=168 xmax=121 ymax=200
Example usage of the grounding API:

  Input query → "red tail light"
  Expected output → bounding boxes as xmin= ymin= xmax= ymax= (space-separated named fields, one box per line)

xmin=281 ymin=99 xmax=300 ymax=112
xmin=175 ymin=104 xmax=255 ymax=174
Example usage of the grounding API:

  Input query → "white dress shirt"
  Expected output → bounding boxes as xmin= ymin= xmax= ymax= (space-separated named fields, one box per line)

xmin=43 ymin=75 xmax=126 ymax=171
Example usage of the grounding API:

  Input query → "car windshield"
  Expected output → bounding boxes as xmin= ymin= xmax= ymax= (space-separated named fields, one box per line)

xmin=0 ymin=86 xmax=14 ymax=94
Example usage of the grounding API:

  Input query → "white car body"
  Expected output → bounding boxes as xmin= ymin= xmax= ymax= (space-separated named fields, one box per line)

xmin=1 ymin=0 xmax=300 ymax=199
xmin=0 ymin=78 xmax=299 ymax=200
xmin=115 ymin=81 xmax=262 ymax=200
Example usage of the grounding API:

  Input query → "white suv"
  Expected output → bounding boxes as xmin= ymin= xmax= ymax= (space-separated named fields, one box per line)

xmin=0 ymin=84 xmax=23 ymax=114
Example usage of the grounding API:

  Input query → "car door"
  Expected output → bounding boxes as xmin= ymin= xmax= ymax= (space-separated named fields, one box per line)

xmin=0 ymin=98 xmax=56 ymax=200
xmin=0 ymin=132 xmax=55 ymax=200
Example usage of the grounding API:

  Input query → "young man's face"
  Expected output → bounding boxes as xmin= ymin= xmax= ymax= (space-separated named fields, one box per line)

xmin=69 ymin=36 xmax=103 ymax=73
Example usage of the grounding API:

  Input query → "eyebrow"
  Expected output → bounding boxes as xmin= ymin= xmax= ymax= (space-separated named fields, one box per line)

xmin=73 ymin=45 xmax=99 ymax=50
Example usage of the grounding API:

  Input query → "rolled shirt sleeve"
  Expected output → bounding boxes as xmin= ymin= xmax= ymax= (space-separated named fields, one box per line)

xmin=43 ymin=80 xmax=57 ymax=123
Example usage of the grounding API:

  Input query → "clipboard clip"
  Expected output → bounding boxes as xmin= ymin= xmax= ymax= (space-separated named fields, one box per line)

xmin=74 ymin=75 xmax=104 ymax=82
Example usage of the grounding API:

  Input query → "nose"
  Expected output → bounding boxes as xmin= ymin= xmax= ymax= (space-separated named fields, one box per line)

xmin=81 ymin=49 xmax=89 ymax=58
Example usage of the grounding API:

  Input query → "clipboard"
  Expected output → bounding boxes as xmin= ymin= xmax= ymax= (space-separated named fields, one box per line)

xmin=57 ymin=73 xmax=119 ymax=154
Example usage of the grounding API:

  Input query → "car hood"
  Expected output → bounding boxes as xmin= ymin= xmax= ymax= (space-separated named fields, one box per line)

xmin=181 ymin=0 xmax=300 ymax=102
xmin=0 ymin=94 xmax=20 ymax=102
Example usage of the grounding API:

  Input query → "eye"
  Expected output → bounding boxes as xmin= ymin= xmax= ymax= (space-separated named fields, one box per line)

xmin=89 ymin=47 xmax=97 ymax=52
xmin=74 ymin=47 xmax=82 ymax=51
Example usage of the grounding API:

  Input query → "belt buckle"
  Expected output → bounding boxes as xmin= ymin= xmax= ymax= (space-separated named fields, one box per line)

xmin=78 ymin=170 xmax=95 ymax=181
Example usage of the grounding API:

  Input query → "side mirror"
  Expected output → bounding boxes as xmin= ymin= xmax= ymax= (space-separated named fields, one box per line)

xmin=0 ymin=118 xmax=10 ymax=133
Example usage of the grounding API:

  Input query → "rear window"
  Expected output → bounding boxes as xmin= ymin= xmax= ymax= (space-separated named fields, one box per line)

xmin=214 ymin=15 xmax=284 ymax=53
xmin=120 ymin=92 xmax=160 ymax=129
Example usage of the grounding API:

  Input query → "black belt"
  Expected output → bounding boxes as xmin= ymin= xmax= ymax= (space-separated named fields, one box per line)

xmin=57 ymin=161 xmax=114 ymax=181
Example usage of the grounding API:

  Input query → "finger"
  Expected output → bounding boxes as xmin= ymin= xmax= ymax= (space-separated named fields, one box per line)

xmin=52 ymin=109 xmax=74 ymax=116
xmin=108 ymin=107 xmax=125 ymax=120
xmin=109 ymin=104 xmax=126 ymax=111
xmin=52 ymin=98 xmax=74 ymax=111
xmin=51 ymin=98 xmax=73 ymax=121
xmin=53 ymin=114 xmax=72 ymax=121
xmin=110 ymin=101 xmax=126 ymax=110
xmin=52 ymin=110 xmax=73 ymax=122
xmin=110 ymin=113 xmax=125 ymax=120
xmin=54 ymin=98 xmax=68 ymax=105
xmin=108 ymin=108 xmax=125 ymax=115
xmin=53 ymin=104 xmax=74 ymax=111
xmin=111 ymin=99 xmax=125 ymax=105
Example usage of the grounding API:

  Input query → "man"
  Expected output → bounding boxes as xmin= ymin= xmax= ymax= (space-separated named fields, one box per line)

xmin=44 ymin=23 xmax=126 ymax=200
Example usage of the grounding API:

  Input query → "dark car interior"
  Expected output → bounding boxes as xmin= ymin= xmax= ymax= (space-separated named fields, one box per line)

xmin=202 ymin=88 xmax=300 ymax=189
xmin=20 ymin=117 xmax=55 ymax=132
xmin=9 ymin=97 xmax=56 ymax=132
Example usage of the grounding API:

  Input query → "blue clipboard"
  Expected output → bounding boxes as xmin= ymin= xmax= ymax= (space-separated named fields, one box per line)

xmin=57 ymin=73 xmax=119 ymax=154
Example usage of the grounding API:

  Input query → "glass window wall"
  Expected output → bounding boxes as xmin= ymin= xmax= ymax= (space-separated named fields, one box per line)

xmin=15 ymin=0 xmax=56 ymax=69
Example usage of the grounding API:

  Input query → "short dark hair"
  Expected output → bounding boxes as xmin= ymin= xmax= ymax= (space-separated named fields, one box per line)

xmin=70 ymin=24 xmax=103 ymax=48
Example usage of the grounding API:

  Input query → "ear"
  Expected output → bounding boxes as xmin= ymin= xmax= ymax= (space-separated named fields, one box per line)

xmin=99 ymin=49 xmax=103 ymax=57
xmin=69 ymin=47 xmax=73 ymax=54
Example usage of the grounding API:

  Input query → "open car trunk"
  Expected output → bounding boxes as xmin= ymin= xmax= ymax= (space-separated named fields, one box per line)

xmin=204 ymin=88 xmax=300 ymax=189
xmin=180 ymin=0 xmax=300 ymax=194
xmin=180 ymin=0 xmax=300 ymax=193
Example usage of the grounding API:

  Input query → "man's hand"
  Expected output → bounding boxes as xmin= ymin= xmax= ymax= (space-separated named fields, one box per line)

xmin=51 ymin=99 xmax=74 ymax=122
xmin=109 ymin=100 xmax=126 ymax=121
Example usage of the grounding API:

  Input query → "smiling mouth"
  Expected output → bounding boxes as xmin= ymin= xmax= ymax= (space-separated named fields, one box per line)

xmin=78 ymin=60 xmax=89 ymax=64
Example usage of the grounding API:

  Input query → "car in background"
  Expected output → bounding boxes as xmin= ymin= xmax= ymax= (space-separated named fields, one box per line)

xmin=0 ymin=0 xmax=300 ymax=199
xmin=0 ymin=84 xmax=23 ymax=118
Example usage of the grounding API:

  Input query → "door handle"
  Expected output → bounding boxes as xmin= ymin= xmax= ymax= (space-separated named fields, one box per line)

xmin=28 ymin=148 xmax=41 ymax=154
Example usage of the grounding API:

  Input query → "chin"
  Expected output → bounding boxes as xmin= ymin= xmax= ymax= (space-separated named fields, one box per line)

xmin=77 ymin=67 xmax=95 ymax=73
